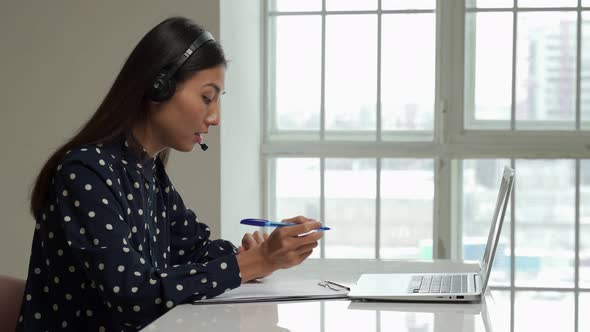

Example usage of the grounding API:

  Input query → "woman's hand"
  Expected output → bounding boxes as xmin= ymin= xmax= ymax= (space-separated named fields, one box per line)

xmin=235 ymin=216 xmax=324 ymax=282
xmin=237 ymin=230 xmax=271 ymax=279
xmin=237 ymin=231 xmax=269 ymax=255
xmin=259 ymin=216 xmax=322 ymax=269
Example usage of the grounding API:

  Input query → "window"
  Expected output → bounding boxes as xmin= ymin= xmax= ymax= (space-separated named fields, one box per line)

xmin=265 ymin=0 xmax=589 ymax=331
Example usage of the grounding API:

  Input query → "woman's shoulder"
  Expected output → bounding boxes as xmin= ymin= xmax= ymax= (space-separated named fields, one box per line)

xmin=60 ymin=143 xmax=110 ymax=165
xmin=56 ymin=142 xmax=123 ymax=178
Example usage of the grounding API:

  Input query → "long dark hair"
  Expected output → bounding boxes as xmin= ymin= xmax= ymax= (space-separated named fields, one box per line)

xmin=30 ymin=16 xmax=227 ymax=217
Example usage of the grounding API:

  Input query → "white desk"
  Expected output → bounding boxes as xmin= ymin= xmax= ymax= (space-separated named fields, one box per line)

xmin=142 ymin=259 xmax=506 ymax=332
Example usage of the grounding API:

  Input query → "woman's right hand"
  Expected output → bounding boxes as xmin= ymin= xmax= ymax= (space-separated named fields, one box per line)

xmin=235 ymin=216 xmax=324 ymax=282
xmin=259 ymin=216 xmax=323 ymax=270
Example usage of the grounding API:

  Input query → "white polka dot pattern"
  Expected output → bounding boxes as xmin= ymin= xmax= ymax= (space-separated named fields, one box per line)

xmin=18 ymin=140 xmax=241 ymax=331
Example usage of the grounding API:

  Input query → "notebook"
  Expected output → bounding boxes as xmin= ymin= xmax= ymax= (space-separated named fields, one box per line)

xmin=348 ymin=166 xmax=515 ymax=302
xmin=193 ymin=278 xmax=349 ymax=305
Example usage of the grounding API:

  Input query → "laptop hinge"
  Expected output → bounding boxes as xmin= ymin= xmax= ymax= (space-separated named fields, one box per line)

xmin=467 ymin=274 xmax=475 ymax=293
xmin=473 ymin=274 xmax=481 ymax=293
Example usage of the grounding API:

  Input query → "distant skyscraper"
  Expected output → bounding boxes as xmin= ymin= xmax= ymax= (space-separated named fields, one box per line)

xmin=523 ymin=18 xmax=590 ymax=123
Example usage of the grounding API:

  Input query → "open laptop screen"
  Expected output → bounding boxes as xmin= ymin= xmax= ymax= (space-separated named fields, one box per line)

xmin=481 ymin=166 xmax=515 ymax=291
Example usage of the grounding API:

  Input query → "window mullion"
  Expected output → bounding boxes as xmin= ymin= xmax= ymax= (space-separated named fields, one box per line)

xmin=443 ymin=0 xmax=466 ymax=144
xmin=376 ymin=157 xmax=381 ymax=259
xmin=265 ymin=2 xmax=275 ymax=143
xmin=267 ymin=158 xmax=276 ymax=220
xmin=319 ymin=0 xmax=326 ymax=259
xmin=375 ymin=0 xmax=382 ymax=259
xmin=576 ymin=1 xmax=582 ymax=130
xmin=574 ymin=159 xmax=581 ymax=331
xmin=463 ymin=10 xmax=476 ymax=131
xmin=510 ymin=157 xmax=516 ymax=332
xmin=510 ymin=1 xmax=518 ymax=131
xmin=434 ymin=0 xmax=464 ymax=260
xmin=320 ymin=157 xmax=326 ymax=258
xmin=320 ymin=0 xmax=326 ymax=141
xmin=377 ymin=2 xmax=382 ymax=142
xmin=452 ymin=160 xmax=463 ymax=260
xmin=434 ymin=158 xmax=452 ymax=259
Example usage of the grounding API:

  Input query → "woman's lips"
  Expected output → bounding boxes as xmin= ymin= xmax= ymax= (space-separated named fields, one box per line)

xmin=194 ymin=133 xmax=203 ymax=143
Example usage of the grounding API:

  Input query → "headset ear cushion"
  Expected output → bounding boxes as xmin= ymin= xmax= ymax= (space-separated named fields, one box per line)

xmin=149 ymin=74 xmax=175 ymax=102
xmin=161 ymin=78 xmax=176 ymax=101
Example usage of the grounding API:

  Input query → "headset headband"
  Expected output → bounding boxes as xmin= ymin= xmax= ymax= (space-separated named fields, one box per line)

xmin=148 ymin=30 xmax=216 ymax=103
xmin=165 ymin=31 xmax=215 ymax=79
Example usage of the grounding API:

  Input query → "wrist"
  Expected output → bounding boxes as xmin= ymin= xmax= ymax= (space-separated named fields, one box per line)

xmin=235 ymin=246 xmax=274 ymax=282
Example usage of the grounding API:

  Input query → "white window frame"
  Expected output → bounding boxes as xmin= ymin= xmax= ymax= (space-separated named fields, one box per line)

xmin=262 ymin=1 xmax=589 ymax=330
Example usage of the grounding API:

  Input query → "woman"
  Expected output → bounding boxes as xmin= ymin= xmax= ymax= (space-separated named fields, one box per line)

xmin=17 ymin=16 xmax=323 ymax=331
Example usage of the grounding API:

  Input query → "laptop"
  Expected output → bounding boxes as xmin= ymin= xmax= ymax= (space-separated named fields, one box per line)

xmin=348 ymin=165 xmax=515 ymax=302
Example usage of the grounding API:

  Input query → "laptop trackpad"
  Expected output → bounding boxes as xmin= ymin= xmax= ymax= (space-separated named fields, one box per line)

xmin=350 ymin=274 xmax=413 ymax=296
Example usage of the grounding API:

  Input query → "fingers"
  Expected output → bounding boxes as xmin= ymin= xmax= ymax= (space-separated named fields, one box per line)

xmin=295 ymin=241 xmax=319 ymax=255
xmin=253 ymin=231 xmax=265 ymax=245
xmin=242 ymin=233 xmax=257 ymax=250
xmin=267 ymin=228 xmax=321 ymax=261
xmin=299 ymin=250 xmax=314 ymax=261
xmin=241 ymin=231 xmax=267 ymax=252
xmin=281 ymin=220 xmax=323 ymax=237
xmin=258 ymin=217 xmax=324 ymax=270
xmin=296 ymin=229 xmax=324 ymax=245
xmin=281 ymin=215 xmax=316 ymax=225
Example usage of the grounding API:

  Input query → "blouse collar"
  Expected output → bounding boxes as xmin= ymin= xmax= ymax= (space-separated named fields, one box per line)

xmin=119 ymin=134 xmax=157 ymax=182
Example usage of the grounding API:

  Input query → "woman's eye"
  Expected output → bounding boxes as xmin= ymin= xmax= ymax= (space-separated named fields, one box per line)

xmin=202 ymin=96 xmax=212 ymax=104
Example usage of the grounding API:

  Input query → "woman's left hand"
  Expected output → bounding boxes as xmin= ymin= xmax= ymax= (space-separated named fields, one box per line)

xmin=237 ymin=230 xmax=269 ymax=254
xmin=237 ymin=230 xmax=271 ymax=279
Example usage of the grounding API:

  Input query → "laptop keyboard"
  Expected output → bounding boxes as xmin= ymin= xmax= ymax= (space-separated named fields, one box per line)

xmin=408 ymin=275 xmax=469 ymax=294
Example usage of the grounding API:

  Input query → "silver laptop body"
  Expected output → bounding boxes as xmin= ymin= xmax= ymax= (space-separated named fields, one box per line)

xmin=348 ymin=166 xmax=515 ymax=302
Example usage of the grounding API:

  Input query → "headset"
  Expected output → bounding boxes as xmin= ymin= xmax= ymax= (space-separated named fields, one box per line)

xmin=148 ymin=30 xmax=215 ymax=103
xmin=148 ymin=30 xmax=214 ymax=151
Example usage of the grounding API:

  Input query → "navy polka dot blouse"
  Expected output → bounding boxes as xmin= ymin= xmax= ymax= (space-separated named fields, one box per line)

xmin=17 ymin=137 xmax=242 ymax=331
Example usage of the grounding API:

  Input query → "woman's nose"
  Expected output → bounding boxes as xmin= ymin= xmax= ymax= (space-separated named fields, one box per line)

xmin=206 ymin=106 xmax=220 ymax=126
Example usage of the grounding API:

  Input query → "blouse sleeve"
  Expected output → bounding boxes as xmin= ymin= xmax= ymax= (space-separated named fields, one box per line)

xmin=54 ymin=159 xmax=242 ymax=327
xmin=162 ymin=176 xmax=238 ymax=266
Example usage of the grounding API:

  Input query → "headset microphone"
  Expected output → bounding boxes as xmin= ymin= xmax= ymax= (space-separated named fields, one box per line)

xmin=199 ymin=143 xmax=208 ymax=151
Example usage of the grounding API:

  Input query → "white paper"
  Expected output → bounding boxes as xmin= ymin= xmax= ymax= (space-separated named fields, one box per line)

xmin=194 ymin=277 xmax=349 ymax=304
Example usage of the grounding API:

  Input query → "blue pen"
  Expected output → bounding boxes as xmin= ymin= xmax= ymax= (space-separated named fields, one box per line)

xmin=240 ymin=218 xmax=330 ymax=231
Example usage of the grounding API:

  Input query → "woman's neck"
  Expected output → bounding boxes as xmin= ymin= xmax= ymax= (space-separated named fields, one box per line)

xmin=131 ymin=123 xmax=164 ymax=158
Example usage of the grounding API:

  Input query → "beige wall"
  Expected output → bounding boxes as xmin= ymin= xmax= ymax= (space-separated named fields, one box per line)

xmin=0 ymin=1 xmax=223 ymax=278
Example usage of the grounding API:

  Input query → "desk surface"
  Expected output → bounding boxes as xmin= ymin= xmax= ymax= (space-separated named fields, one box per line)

xmin=142 ymin=259 xmax=506 ymax=332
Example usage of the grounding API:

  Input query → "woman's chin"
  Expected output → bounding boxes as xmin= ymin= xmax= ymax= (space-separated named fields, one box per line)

xmin=172 ymin=143 xmax=194 ymax=153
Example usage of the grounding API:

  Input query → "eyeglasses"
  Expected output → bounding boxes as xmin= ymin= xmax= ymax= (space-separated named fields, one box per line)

xmin=317 ymin=280 xmax=350 ymax=291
